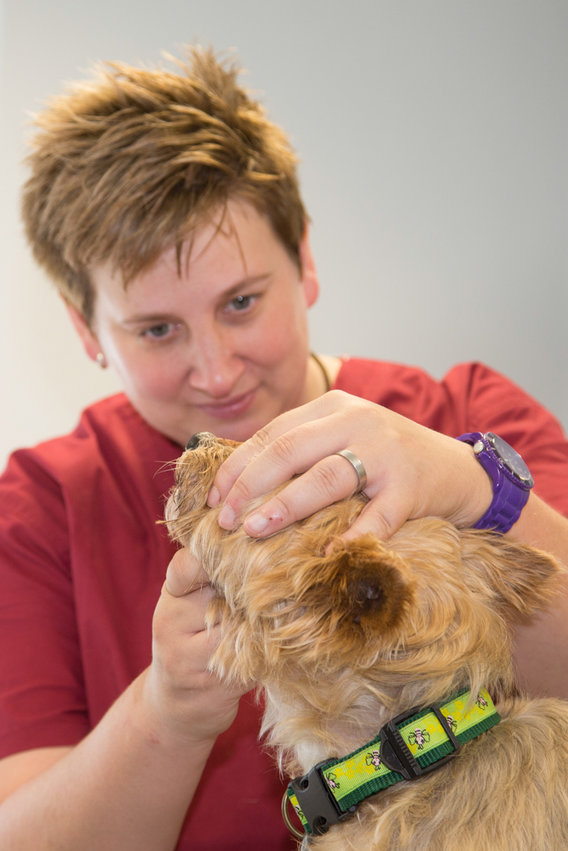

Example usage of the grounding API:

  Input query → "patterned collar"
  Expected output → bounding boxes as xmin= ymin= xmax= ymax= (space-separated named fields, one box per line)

xmin=283 ymin=688 xmax=500 ymax=840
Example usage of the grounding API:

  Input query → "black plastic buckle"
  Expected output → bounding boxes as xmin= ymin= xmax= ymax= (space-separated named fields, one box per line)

xmin=379 ymin=703 xmax=461 ymax=780
xmin=287 ymin=761 xmax=355 ymax=837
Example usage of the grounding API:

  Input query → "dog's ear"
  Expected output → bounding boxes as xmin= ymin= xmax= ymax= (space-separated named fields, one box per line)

xmin=272 ymin=534 xmax=415 ymax=671
xmin=165 ymin=433 xmax=239 ymax=545
xmin=460 ymin=530 xmax=563 ymax=622
xmin=321 ymin=535 xmax=414 ymax=631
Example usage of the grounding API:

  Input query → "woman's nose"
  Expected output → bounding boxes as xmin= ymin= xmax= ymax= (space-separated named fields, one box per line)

xmin=187 ymin=330 xmax=245 ymax=397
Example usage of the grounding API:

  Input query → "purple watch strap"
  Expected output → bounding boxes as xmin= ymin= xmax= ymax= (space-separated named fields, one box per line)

xmin=456 ymin=432 xmax=533 ymax=534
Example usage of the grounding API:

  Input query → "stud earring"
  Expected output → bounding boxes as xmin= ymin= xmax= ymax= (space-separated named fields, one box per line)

xmin=95 ymin=352 xmax=108 ymax=369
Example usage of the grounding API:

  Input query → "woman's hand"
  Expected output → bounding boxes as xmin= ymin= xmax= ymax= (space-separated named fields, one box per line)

xmin=208 ymin=390 xmax=492 ymax=541
xmin=146 ymin=548 xmax=246 ymax=745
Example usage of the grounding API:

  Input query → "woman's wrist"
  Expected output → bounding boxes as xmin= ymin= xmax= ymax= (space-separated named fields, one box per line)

xmin=137 ymin=664 xmax=242 ymax=752
xmin=456 ymin=432 xmax=534 ymax=534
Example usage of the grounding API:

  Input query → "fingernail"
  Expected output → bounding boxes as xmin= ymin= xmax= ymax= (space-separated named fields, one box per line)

xmin=218 ymin=504 xmax=235 ymax=529
xmin=207 ymin=486 xmax=220 ymax=507
xmin=244 ymin=512 xmax=269 ymax=536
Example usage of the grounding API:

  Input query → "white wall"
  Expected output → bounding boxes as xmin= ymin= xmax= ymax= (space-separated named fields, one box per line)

xmin=1 ymin=0 xmax=566 ymax=467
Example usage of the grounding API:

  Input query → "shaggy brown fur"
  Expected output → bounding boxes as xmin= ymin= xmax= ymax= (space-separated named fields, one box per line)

xmin=166 ymin=433 xmax=568 ymax=849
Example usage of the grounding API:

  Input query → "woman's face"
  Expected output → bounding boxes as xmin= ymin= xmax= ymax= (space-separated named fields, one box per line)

xmin=76 ymin=200 xmax=319 ymax=446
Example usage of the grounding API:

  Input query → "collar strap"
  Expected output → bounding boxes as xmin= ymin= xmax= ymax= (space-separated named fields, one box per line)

xmin=283 ymin=688 xmax=500 ymax=839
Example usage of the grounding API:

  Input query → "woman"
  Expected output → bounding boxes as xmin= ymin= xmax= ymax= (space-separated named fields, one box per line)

xmin=1 ymin=47 xmax=567 ymax=850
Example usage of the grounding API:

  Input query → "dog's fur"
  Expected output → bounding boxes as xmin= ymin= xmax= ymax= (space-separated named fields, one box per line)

xmin=166 ymin=433 xmax=568 ymax=849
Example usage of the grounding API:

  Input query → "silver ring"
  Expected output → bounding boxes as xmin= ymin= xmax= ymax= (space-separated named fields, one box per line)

xmin=335 ymin=449 xmax=368 ymax=494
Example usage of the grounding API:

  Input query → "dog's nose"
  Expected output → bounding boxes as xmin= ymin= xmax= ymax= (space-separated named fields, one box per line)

xmin=185 ymin=431 xmax=215 ymax=451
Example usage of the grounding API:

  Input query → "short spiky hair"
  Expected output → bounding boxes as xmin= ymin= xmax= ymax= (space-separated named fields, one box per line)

xmin=21 ymin=47 xmax=307 ymax=324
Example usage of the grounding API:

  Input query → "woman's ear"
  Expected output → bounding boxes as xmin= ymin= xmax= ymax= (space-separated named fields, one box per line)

xmin=63 ymin=299 xmax=103 ymax=364
xmin=298 ymin=227 xmax=320 ymax=308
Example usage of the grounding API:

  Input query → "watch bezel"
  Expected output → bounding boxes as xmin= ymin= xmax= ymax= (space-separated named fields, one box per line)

xmin=484 ymin=432 xmax=534 ymax=489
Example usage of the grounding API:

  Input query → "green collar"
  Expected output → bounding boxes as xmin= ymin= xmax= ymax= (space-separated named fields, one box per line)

xmin=283 ymin=688 xmax=500 ymax=840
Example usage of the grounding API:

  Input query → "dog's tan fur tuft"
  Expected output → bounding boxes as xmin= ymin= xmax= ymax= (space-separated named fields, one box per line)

xmin=166 ymin=433 xmax=568 ymax=849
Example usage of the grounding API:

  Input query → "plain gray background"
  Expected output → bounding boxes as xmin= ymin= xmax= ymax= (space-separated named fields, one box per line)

xmin=1 ymin=0 xmax=566 ymax=467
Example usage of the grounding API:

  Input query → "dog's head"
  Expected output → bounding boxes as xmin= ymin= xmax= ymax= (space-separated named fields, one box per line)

xmin=166 ymin=432 xmax=562 ymax=726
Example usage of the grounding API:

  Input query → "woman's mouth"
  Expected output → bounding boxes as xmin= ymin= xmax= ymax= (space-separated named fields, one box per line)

xmin=197 ymin=389 xmax=257 ymax=420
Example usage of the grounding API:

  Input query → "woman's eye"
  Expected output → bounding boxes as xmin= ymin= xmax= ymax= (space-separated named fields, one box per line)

xmin=231 ymin=295 xmax=252 ymax=310
xmin=142 ymin=322 xmax=174 ymax=339
xmin=228 ymin=294 xmax=258 ymax=313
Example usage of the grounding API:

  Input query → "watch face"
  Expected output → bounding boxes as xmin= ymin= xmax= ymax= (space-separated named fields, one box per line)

xmin=486 ymin=433 xmax=534 ymax=487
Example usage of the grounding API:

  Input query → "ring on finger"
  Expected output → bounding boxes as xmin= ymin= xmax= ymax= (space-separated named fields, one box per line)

xmin=334 ymin=449 xmax=368 ymax=494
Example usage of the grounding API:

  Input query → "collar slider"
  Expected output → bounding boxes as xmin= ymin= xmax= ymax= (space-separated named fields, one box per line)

xmin=380 ymin=702 xmax=461 ymax=780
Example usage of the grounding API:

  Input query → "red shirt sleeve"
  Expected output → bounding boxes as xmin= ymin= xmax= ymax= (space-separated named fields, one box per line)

xmin=0 ymin=449 xmax=90 ymax=757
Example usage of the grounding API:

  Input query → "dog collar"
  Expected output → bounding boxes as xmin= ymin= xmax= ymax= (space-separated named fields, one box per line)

xmin=282 ymin=688 xmax=500 ymax=840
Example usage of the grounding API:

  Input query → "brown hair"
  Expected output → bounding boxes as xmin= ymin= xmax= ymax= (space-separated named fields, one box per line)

xmin=21 ymin=47 xmax=307 ymax=325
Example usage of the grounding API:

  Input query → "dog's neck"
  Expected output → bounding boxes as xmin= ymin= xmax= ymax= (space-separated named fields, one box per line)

xmin=284 ymin=688 xmax=501 ymax=841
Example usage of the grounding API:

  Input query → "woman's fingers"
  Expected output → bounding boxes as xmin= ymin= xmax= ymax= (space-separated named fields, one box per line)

xmin=337 ymin=489 xmax=409 ymax=543
xmin=150 ymin=548 xmax=246 ymax=741
xmin=238 ymin=451 xmax=371 ymax=537
xmin=210 ymin=392 xmax=375 ymax=528
xmin=208 ymin=396 xmax=338 ymax=509
xmin=207 ymin=389 xmax=494 ymax=542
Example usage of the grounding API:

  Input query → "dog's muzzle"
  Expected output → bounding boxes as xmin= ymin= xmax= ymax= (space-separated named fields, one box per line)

xmin=185 ymin=432 xmax=216 ymax=451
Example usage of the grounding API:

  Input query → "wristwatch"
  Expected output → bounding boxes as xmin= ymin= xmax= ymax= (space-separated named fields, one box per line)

xmin=456 ymin=432 xmax=534 ymax=534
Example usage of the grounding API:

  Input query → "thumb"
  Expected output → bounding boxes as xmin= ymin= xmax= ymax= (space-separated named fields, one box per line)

xmin=165 ymin=548 xmax=210 ymax=597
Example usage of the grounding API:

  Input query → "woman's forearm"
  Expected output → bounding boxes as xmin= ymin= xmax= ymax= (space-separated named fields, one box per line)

xmin=510 ymin=494 xmax=568 ymax=699
xmin=0 ymin=670 xmax=213 ymax=850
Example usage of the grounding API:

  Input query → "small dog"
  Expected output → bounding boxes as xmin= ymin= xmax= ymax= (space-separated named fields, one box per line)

xmin=166 ymin=432 xmax=568 ymax=849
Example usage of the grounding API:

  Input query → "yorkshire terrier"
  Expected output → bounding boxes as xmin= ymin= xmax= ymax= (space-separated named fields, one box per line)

xmin=165 ymin=432 xmax=568 ymax=849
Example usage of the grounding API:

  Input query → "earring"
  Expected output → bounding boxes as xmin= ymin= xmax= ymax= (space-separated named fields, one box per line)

xmin=96 ymin=352 xmax=108 ymax=369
